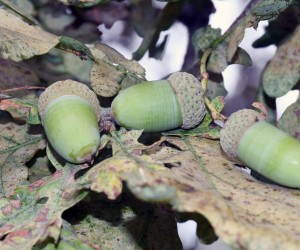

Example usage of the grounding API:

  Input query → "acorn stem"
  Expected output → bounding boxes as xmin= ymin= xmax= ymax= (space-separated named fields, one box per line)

xmin=200 ymin=48 xmax=212 ymax=91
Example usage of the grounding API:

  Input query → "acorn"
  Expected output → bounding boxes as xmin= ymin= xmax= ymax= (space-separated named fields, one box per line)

xmin=220 ymin=109 xmax=300 ymax=188
xmin=111 ymin=72 xmax=206 ymax=132
xmin=38 ymin=80 xmax=101 ymax=164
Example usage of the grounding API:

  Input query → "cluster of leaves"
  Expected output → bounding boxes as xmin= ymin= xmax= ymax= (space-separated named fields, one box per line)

xmin=0 ymin=0 xmax=300 ymax=249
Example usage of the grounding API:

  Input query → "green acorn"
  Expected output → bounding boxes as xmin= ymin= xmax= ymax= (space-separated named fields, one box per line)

xmin=38 ymin=80 xmax=101 ymax=164
xmin=220 ymin=109 xmax=300 ymax=188
xmin=111 ymin=72 xmax=206 ymax=132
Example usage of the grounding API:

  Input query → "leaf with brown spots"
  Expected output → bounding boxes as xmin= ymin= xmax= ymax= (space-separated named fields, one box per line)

xmin=72 ymin=192 xmax=182 ymax=250
xmin=78 ymin=128 xmax=169 ymax=200
xmin=133 ymin=137 xmax=300 ymax=249
xmin=277 ymin=99 xmax=300 ymax=139
xmin=0 ymin=118 xmax=45 ymax=195
xmin=0 ymin=98 xmax=40 ymax=125
xmin=79 ymin=128 xmax=300 ymax=249
xmin=76 ymin=128 xmax=182 ymax=249
xmin=0 ymin=165 xmax=91 ymax=250
xmin=262 ymin=25 xmax=300 ymax=98
xmin=0 ymin=9 xmax=60 ymax=62
xmin=35 ymin=220 xmax=99 ymax=250
xmin=90 ymin=43 xmax=145 ymax=97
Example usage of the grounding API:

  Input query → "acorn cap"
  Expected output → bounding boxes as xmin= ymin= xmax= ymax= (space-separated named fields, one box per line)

xmin=220 ymin=109 xmax=265 ymax=160
xmin=167 ymin=72 xmax=206 ymax=129
xmin=38 ymin=80 xmax=100 ymax=125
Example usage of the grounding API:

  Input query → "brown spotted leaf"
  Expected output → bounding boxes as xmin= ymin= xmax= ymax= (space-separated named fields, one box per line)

xmin=0 ymin=119 xmax=46 ymax=195
xmin=0 ymin=98 xmax=40 ymax=124
xmin=141 ymin=137 xmax=300 ymax=249
xmin=0 ymin=165 xmax=89 ymax=250
xmin=77 ymin=129 xmax=166 ymax=200
xmin=35 ymin=221 xmax=99 ymax=250
xmin=90 ymin=43 xmax=145 ymax=97
xmin=76 ymin=130 xmax=182 ymax=249
xmin=72 ymin=192 xmax=182 ymax=250
xmin=277 ymin=99 xmax=300 ymax=139
xmin=262 ymin=25 xmax=300 ymax=98
xmin=80 ymin=128 xmax=300 ymax=249
xmin=0 ymin=9 xmax=60 ymax=61
xmin=110 ymin=129 xmax=148 ymax=155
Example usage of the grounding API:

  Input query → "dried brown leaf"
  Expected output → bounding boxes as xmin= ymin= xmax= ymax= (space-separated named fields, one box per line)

xmin=90 ymin=43 xmax=145 ymax=97
xmin=151 ymin=137 xmax=300 ymax=249
xmin=80 ymin=128 xmax=300 ymax=249
xmin=0 ymin=9 xmax=60 ymax=61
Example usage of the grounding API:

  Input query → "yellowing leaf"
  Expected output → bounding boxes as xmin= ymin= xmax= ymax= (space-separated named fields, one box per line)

xmin=80 ymin=154 xmax=166 ymax=200
xmin=0 ymin=9 xmax=60 ymax=61
xmin=139 ymin=137 xmax=300 ymax=249
xmin=81 ymin=127 xmax=300 ymax=249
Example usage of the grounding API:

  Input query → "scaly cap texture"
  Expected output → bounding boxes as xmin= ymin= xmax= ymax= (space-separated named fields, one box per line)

xmin=38 ymin=80 xmax=100 ymax=124
xmin=167 ymin=72 xmax=206 ymax=129
xmin=220 ymin=109 xmax=265 ymax=160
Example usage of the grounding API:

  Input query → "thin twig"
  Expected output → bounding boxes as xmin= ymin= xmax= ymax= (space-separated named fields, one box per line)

xmin=200 ymin=49 xmax=227 ymax=122
xmin=0 ymin=85 xmax=46 ymax=94
xmin=200 ymin=48 xmax=211 ymax=93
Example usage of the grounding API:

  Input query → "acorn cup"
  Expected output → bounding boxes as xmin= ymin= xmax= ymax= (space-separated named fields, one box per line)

xmin=111 ymin=72 xmax=206 ymax=132
xmin=38 ymin=80 xmax=101 ymax=164
xmin=220 ymin=109 xmax=300 ymax=188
